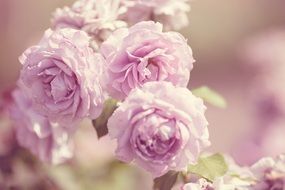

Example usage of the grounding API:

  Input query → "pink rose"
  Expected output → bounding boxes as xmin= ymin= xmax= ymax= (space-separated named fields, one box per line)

xmin=52 ymin=0 xmax=127 ymax=49
xmin=10 ymin=88 xmax=73 ymax=164
xmin=120 ymin=0 xmax=191 ymax=30
xmin=19 ymin=28 xmax=105 ymax=126
xmin=101 ymin=21 xmax=194 ymax=100
xmin=108 ymin=82 xmax=210 ymax=177
xmin=250 ymin=155 xmax=285 ymax=190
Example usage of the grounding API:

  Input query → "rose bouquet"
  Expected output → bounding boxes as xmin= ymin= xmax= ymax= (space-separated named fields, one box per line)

xmin=1 ymin=0 xmax=285 ymax=190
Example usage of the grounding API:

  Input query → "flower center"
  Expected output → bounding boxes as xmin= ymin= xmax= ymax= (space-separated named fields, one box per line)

xmin=144 ymin=59 xmax=160 ymax=81
xmin=131 ymin=109 xmax=181 ymax=163
xmin=38 ymin=59 xmax=77 ymax=103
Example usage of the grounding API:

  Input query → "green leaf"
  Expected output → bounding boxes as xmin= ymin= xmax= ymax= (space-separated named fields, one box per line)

xmin=188 ymin=153 xmax=228 ymax=182
xmin=92 ymin=99 xmax=118 ymax=139
xmin=192 ymin=86 xmax=227 ymax=108
xmin=153 ymin=171 xmax=179 ymax=190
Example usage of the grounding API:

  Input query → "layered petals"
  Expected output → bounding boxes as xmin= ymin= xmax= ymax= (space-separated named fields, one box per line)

xmin=108 ymin=82 xmax=210 ymax=177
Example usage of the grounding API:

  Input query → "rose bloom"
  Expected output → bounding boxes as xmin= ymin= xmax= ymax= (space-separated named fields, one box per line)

xmin=101 ymin=21 xmax=194 ymax=100
xmin=19 ymin=28 xmax=105 ymax=127
xmin=10 ymin=88 xmax=73 ymax=164
xmin=52 ymin=0 xmax=127 ymax=49
xmin=250 ymin=155 xmax=285 ymax=190
xmin=120 ymin=0 xmax=191 ymax=31
xmin=108 ymin=82 xmax=210 ymax=177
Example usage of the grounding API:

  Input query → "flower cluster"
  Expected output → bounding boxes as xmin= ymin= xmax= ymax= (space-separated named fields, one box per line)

xmin=9 ymin=0 xmax=210 ymax=178
xmin=182 ymin=154 xmax=285 ymax=190
xmin=52 ymin=0 xmax=191 ymax=49
xmin=4 ymin=0 xmax=285 ymax=189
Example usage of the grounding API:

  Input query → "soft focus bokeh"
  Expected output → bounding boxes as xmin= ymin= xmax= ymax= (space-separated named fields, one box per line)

xmin=1 ymin=0 xmax=285 ymax=189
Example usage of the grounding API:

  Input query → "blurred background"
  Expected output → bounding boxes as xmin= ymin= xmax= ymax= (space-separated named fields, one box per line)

xmin=1 ymin=0 xmax=285 ymax=189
